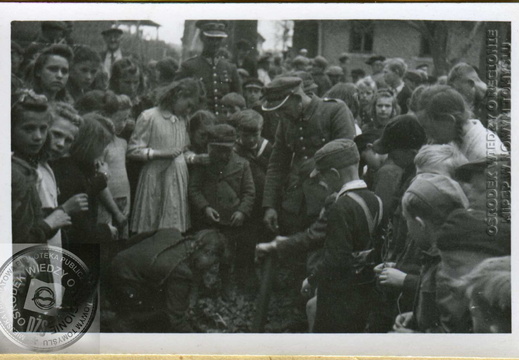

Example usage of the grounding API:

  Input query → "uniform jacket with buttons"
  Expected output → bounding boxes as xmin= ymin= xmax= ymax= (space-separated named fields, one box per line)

xmin=189 ymin=152 xmax=255 ymax=226
xmin=262 ymin=95 xmax=356 ymax=214
xmin=175 ymin=56 xmax=242 ymax=116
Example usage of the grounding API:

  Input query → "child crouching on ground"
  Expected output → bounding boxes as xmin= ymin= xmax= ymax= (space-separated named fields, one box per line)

xmin=110 ymin=228 xmax=227 ymax=332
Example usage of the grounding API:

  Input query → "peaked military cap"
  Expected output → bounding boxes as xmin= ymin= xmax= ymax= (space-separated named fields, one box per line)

xmin=261 ymin=77 xmax=302 ymax=112
xmin=196 ymin=20 xmax=228 ymax=38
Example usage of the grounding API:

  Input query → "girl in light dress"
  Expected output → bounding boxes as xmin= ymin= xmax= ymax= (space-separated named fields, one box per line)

xmin=128 ymin=78 xmax=204 ymax=234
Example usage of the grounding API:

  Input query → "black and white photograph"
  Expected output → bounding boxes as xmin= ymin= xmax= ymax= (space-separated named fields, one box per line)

xmin=0 ymin=2 xmax=516 ymax=356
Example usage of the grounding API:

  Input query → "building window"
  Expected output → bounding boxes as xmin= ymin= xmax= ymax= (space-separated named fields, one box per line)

xmin=350 ymin=21 xmax=374 ymax=53
xmin=420 ymin=36 xmax=432 ymax=56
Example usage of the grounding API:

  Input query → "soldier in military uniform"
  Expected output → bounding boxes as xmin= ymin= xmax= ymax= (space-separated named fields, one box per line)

xmin=261 ymin=77 xmax=356 ymax=235
xmin=175 ymin=21 xmax=242 ymax=116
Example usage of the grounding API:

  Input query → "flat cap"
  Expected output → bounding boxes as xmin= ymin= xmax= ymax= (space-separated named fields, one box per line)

xmin=261 ymin=77 xmax=302 ymax=112
xmin=292 ymin=55 xmax=310 ymax=67
xmin=404 ymin=70 xmax=424 ymax=84
xmin=313 ymin=56 xmax=329 ymax=69
xmin=243 ymin=78 xmax=264 ymax=90
xmin=373 ymin=115 xmax=426 ymax=154
xmin=310 ymin=139 xmax=360 ymax=178
xmin=196 ymin=20 xmax=228 ymax=38
xmin=405 ymin=173 xmax=469 ymax=219
xmin=339 ymin=52 xmax=350 ymax=61
xmin=102 ymin=27 xmax=123 ymax=36
xmin=209 ymin=124 xmax=236 ymax=146
xmin=365 ymin=55 xmax=386 ymax=65
xmin=325 ymin=65 xmax=344 ymax=76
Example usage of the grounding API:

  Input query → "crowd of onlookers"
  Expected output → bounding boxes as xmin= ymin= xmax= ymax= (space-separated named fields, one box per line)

xmin=11 ymin=20 xmax=511 ymax=333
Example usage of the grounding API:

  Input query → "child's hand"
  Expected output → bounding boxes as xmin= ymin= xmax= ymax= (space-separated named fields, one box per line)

xmin=171 ymin=148 xmax=183 ymax=159
xmin=61 ymin=193 xmax=89 ymax=215
xmin=195 ymin=154 xmax=210 ymax=165
xmin=393 ymin=311 xmax=415 ymax=333
xmin=300 ymin=277 xmax=315 ymax=299
xmin=230 ymin=211 xmax=245 ymax=227
xmin=96 ymin=161 xmax=110 ymax=177
xmin=379 ymin=267 xmax=407 ymax=288
xmin=205 ymin=207 xmax=220 ymax=223
xmin=114 ymin=212 xmax=128 ymax=228
xmin=44 ymin=209 xmax=72 ymax=230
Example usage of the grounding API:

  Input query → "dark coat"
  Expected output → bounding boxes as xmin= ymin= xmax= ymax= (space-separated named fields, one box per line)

xmin=175 ymin=56 xmax=241 ymax=115
xmin=311 ymin=68 xmax=332 ymax=97
xmin=51 ymin=157 xmax=112 ymax=244
xmin=262 ymin=96 xmax=356 ymax=221
xmin=397 ymin=84 xmax=412 ymax=114
xmin=12 ymin=156 xmax=54 ymax=243
xmin=189 ymin=152 xmax=255 ymax=226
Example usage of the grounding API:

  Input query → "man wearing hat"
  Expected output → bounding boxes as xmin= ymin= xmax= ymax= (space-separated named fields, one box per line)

xmin=261 ymin=76 xmax=356 ymax=235
xmin=310 ymin=56 xmax=332 ymax=97
xmin=175 ymin=20 xmax=241 ymax=116
xmin=325 ymin=66 xmax=344 ymax=87
xmin=32 ymin=21 xmax=67 ymax=46
xmin=308 ymin=139 xmax=383 ymax=333
xmin=100 ymin=27 xmax=125 ymax=77
xmin=366 ymin=55 xmax=387 ymax=89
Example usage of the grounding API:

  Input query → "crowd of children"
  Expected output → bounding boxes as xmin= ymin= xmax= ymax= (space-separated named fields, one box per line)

xmin=11 ymin=23 xmax=511 ymax=334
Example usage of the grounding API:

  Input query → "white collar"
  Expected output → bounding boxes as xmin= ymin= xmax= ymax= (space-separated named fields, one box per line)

xmin=394 ymin=81 xmax=405 ymax=95
xmin=337 ymin=179 xmax=368 ymax=198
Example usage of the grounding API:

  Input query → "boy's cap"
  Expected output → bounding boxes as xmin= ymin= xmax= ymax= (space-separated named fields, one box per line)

xmin=243 ymin=78 xmax=264 ymax=90
xmin=373 ymin=115 xmax=426 ymax=154
xmin=209 ymin=124 xmax=236 ymax=146
xmin=310 ymin=139 xmax=360 ymax=178
xmin=454 ymin=158 xmax=487 ymax=182
xmin=454 ymin=155 xmax=510 ymax=183
xmin=406 ymin=173 xmax=469 ymax=217
xmin=196 ymin=20 xmax=228 ymax=38
xmin=366 ymin=55 xmax=386 ymax=65
xmin=436 ymin=209 xmax=510 ymax=256
xmin=101 ymin=28 xmax=123 ymax=37
xmin=325 ymin=66 xmax=344 ymax=76
xmin=261 ymin=77 xmax=302 ymax=112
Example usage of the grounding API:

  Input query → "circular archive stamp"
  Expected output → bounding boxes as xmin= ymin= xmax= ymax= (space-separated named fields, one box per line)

xmin=0 ymin=245 xmax=97 ymax=352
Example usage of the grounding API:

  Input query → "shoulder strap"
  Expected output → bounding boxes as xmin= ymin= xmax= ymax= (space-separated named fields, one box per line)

xmin=345 ymin=192 xmax=383 ymax=239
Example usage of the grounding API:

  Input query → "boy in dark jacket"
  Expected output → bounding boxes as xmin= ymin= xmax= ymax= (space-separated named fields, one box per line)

xmin=189 ymin=124 xmax=255 ymax=294
xmin=309 ymin=139 xmax=384 ymax=333
xmin=232 ymin=110 xmax=273 ymax=279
